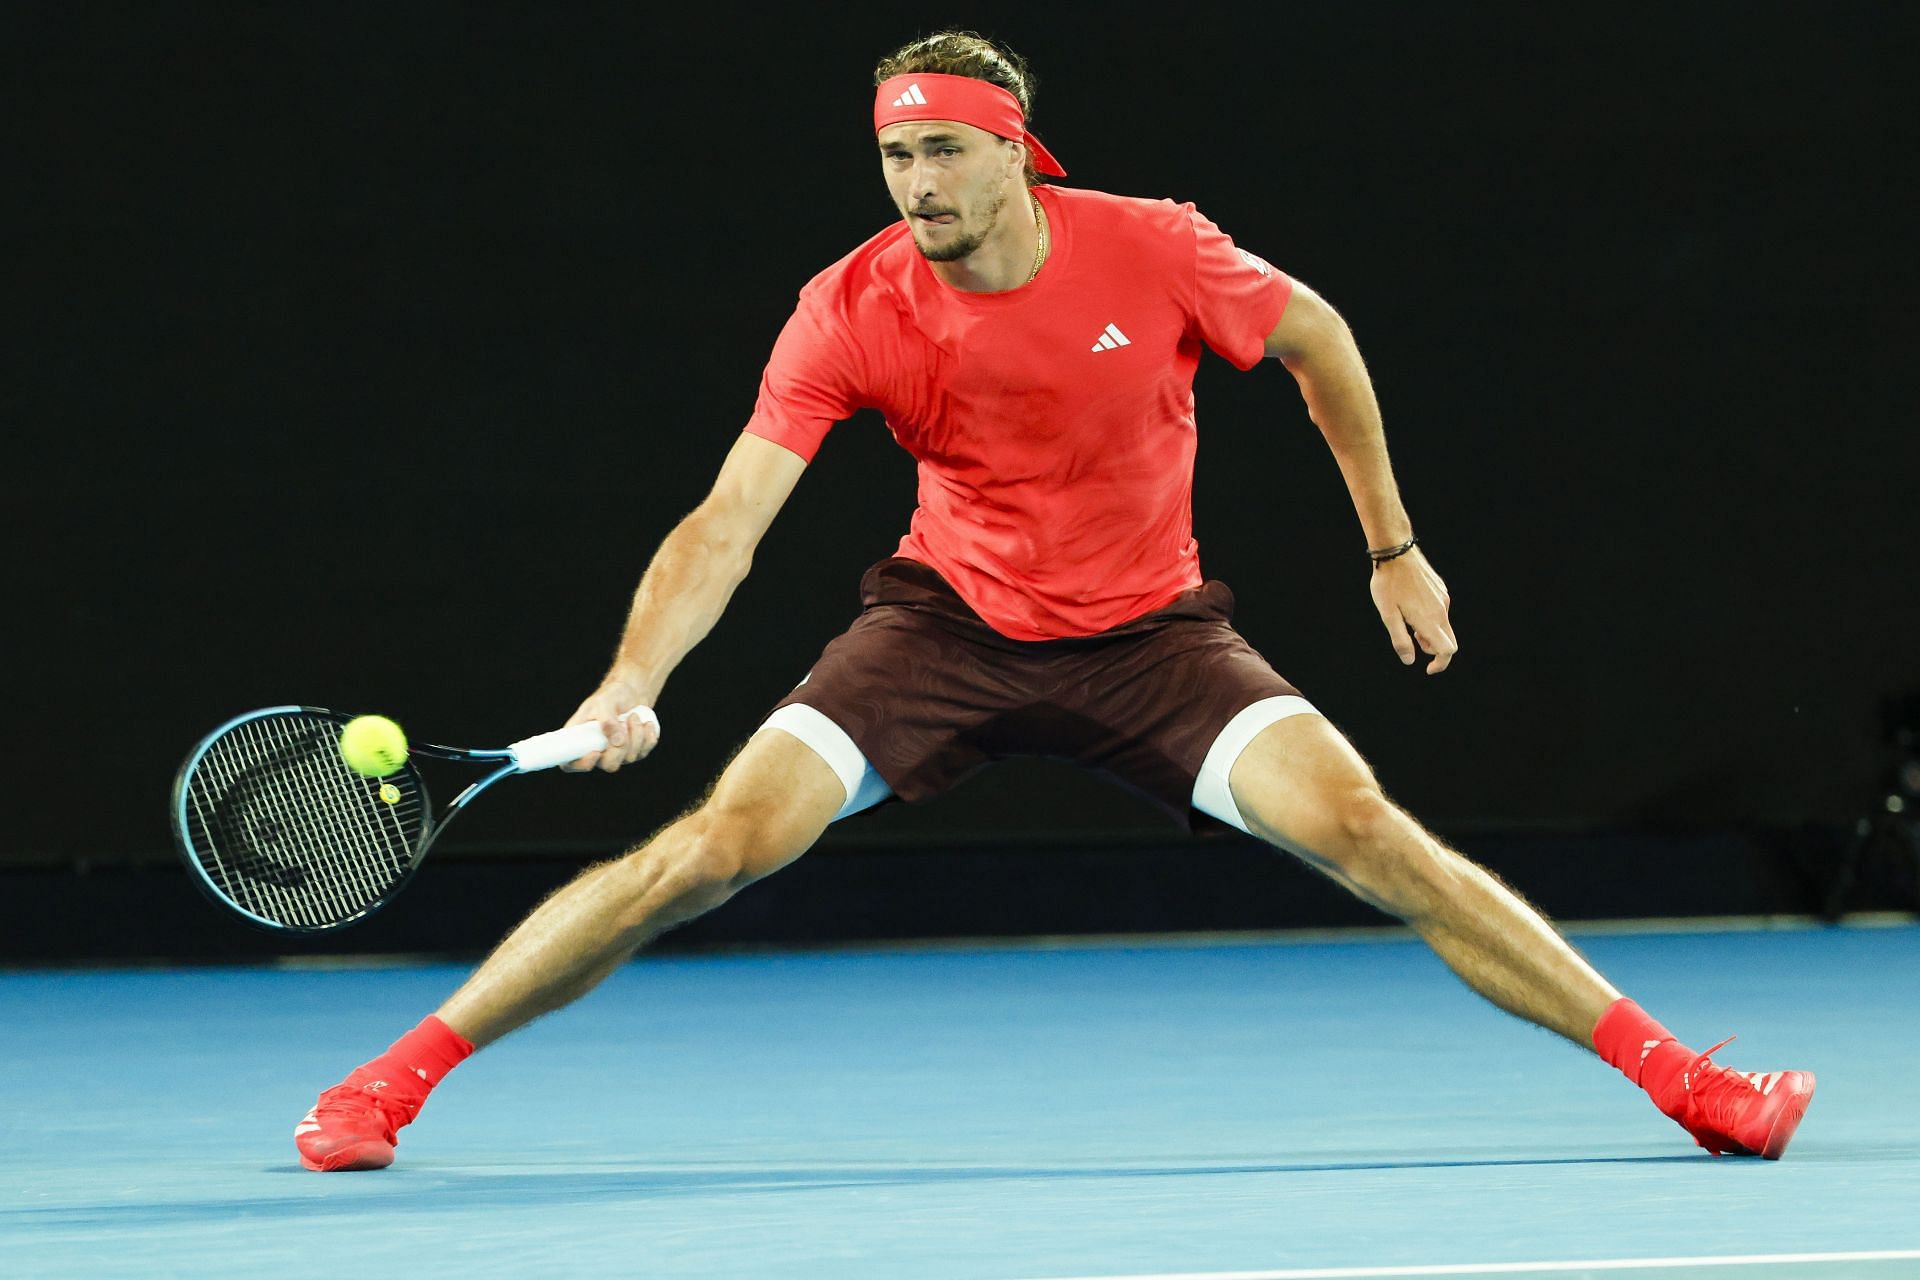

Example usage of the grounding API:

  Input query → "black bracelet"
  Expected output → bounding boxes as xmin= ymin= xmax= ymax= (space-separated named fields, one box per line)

xmin=1368 ymin=535 xmax=1419 ymax=567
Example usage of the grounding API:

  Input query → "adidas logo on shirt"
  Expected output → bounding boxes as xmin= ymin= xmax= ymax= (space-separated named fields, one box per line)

xmin=891 ymin=82 xmax=928 ymax=107
xmin=1090 ymin=323 xmax=1131 ymax=352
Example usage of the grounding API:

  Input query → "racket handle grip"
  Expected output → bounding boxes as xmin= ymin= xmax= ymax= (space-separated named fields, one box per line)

xmin=509 ymin=707 xmax=659 ymax=773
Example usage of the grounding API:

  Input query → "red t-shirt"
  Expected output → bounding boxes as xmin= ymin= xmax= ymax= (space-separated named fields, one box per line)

xmin=744 ymin=184 xmax=1292 ymax=640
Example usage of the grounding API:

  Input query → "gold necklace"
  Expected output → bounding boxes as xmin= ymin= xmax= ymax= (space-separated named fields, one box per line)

xmin=1025 ymin=192 xmax=1047 ymax=284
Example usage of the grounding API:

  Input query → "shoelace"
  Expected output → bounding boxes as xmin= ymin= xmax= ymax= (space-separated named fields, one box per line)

xmin=1675 ymin=1035 xmax=1749 ymax=1155
xmin=1678 ymin=1035 xmax=1736 ymax=1095
xmin=307 ymin=1081 xmax=416 ymax=1141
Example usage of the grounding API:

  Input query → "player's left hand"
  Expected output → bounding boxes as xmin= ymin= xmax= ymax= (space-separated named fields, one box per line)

xmin=1369 ymin=548 xmax=1457 ymax=674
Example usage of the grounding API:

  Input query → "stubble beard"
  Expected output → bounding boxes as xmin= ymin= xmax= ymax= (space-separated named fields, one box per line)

xmin=912 ymin=182 xmax=1009 ymax=263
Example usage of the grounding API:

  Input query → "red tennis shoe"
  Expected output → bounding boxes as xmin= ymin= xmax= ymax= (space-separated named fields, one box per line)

xmin=1656 ymin=1037 xmax=1816 ymax=1159
xmin=294 ymin=1065 xmax=430 ymax=1172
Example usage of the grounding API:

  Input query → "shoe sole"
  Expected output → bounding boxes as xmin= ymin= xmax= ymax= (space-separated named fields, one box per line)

xmin=298 ymin=1139 xmax=396 ymax=1172
xmin=1758 ymin=1072 xmax=1815 ymax=1160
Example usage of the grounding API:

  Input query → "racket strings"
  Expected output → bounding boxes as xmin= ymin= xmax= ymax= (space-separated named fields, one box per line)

xmin=180 ymin=712 xmax=426 ymax=928
xmin=227 ymin=721 xmax=371 ymax=923
xmin=191 ymin=720 xmax=368 ymax=926
xmin=243 ymin=718 xmax=397 ymax=912
xmin=227 ymin=717 xmax=416 ymax=926
xmin=187 ymin=728 xmax=314 ymax=924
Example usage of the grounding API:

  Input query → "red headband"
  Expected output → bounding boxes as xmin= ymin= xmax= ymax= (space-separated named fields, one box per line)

xmin=874 ymin=72 xmax=1067 ymax=177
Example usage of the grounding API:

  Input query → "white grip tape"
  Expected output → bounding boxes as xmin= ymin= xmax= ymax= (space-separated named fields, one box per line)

xmin=509 ymin=707 xmax=659 ymax=773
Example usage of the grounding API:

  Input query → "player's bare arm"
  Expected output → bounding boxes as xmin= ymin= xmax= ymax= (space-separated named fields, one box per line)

xmin=1264 ymin=282 xmax=1459 ymax=674
xmin=563 ymin=432 xmax=808 ymax=771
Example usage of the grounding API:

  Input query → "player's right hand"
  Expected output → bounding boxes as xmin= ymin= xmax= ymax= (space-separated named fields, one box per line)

xmin=560 ymin=679 xmax=661 ymax=774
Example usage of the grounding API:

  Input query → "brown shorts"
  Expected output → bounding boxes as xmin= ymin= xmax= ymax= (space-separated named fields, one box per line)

xmin=770 ymin=558 xmax=1306 ymax=830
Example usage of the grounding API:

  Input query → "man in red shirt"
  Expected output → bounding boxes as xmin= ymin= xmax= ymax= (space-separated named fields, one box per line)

xmin=294 ymin=32 xmax=1814 ymax=1172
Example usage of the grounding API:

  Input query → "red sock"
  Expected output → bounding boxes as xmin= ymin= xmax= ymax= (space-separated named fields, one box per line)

xmin=366 ymin=1014 xmax=475 ymax=1090
xmin=1593 ymin=997 xmax=1694 ymax=1101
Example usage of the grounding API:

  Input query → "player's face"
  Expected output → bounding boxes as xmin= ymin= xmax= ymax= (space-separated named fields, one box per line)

xmin=878 ymin=121 xmax=1024 ymax=262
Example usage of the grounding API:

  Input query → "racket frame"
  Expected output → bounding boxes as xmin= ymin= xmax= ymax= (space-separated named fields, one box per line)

xmin=170 ymin=705 xmax=523 ymax=933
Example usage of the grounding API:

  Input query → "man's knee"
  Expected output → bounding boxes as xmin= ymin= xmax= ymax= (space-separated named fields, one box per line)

xmin=599 ymin=726 xmax=843 ymax=933
xmin=1325 ymin=785 xmax=1413 ymax=859
xmin=1255 ymin=779 xmax=1445 ymax=895
xmin=1245 ymin=770 xmax=1397 ymax=858
xmin=660 ymin=810 xmax=746 ymax=900
xmin=617 ymin=797 xmax=816 ymax=919
xmin=685 ymin=796 xmax=822 ymax=887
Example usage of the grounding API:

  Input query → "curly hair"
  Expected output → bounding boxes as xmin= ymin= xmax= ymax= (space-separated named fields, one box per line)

xmin=873 ymin=31 xmax=1042 ymax=182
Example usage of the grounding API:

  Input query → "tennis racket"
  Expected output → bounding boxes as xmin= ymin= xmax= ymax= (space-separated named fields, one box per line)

xmin=170 ymin=704 xmax=655 ymax=933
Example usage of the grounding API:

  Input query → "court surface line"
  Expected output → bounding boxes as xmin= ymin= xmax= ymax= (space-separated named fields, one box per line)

xmin=1019 ymin=1248 xmax=1920 ymax=1279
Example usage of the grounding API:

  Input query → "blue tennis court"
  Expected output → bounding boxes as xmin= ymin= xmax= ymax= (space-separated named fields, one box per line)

xmin=3 ymin=920 xmax=1915 ymax=1279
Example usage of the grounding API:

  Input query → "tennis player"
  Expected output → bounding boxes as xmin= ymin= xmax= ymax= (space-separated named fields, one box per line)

xmin=296 ymin=32 xmax=1814 ymax=1172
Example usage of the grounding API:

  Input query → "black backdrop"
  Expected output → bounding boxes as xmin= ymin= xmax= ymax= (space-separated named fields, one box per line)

xmin=9 ymin=3 xmax=1915 ymax=870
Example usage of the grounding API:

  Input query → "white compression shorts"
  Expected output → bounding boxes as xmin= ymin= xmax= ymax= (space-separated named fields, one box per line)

xmin=756 ymin=694 xmax=1318 ymax=834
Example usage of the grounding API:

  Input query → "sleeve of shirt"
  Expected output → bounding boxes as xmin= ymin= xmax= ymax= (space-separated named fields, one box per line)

xmin=742 ymin=290 xmax=863 ymax=464
xmin=1182 ymin=204 xmax=1294 ymax=371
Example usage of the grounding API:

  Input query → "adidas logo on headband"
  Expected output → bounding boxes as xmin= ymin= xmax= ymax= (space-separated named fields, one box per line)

xmin=873 ymin=73 xmax=1069 ymax=177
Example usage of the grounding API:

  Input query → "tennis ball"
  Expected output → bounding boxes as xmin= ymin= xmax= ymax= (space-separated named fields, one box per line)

xmin=339 ymin=714 xmax=409 ymax=777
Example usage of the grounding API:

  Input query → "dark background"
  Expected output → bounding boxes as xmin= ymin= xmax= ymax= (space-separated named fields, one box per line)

xmin=6 ymin=4 xmax=1915 ymax=945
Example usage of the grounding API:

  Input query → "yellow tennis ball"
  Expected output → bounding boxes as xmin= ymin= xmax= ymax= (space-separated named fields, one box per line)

xmin=338 ymin=714 xmax=409 ymax=777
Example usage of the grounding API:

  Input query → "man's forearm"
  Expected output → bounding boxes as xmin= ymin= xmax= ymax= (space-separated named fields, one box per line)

xmin=602 ymin=511 xmax=755 ymax=708
xmin=1282 ymin=322 xmax=1413 ymax=550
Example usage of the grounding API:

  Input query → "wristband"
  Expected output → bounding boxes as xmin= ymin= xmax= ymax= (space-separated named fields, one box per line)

xmin=1368 ymin=536 xmax=1419 ymax=568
